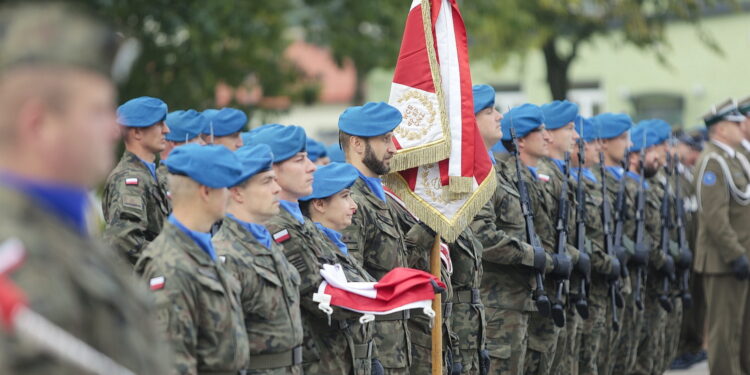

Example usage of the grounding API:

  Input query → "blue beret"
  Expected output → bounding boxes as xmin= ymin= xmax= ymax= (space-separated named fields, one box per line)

xmin=165 ymin=110 xmax=206 ymax=142
xmin=117 ymin=96 xmax=168 ymax=127
xmin=591 ymin=113 xmax=632 ymax=140
xmin=491 ymin=141 xmax=508 ymax=154
xmin=202 ymin=109 xmax=219 ymax=118
xmin=501 ymin=104 xmax=545 ymax=141
xmin=629 ymin=124 xmax=661 ymax=153
xmin=541 ymin=101 xmax=579 ymax=130
xmin=164 ymin=144 xmax=244 ymax=188
xmin=338 ymin=102 xmax=402 ymax=137
xmin=300 ymin=162 xmax=359 ymax=201
xmin=473 ymin=84 xmax=496 ymax=114
xmin=202 ymin=108 xmax=247 ymax=137
xmin=244 ymin=124 xmax=307 ymax=163
xmin=233 ymin=144 xmax=274 ymax=185
xmin=326 ymin=143 xmax=346 ymax=163
xmin=574 ymin=116 xmax=598 ymax=143
xmin=306 ymin=138 xmax=328 ymax=162
xmin=640 ymin=119 xmax=672 ymax=144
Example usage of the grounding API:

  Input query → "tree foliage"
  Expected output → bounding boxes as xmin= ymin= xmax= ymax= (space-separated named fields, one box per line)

xmin=460 ymin=0 xmax=737 ymax=99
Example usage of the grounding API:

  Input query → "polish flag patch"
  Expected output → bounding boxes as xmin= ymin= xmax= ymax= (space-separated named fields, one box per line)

xmin=125 ymin=178 xmax=139 ymax=186
xmin=149 ymin=276 xmax=165 ymax=290
xmin=273 ymin=229 xmax=290 ymax=243
xmin=538 ymin=174 xmax=550 ymax=182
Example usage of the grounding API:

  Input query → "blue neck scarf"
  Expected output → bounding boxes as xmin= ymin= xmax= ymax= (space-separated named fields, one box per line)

xmin=625 ymin=171 xmax=649 ymax=189
xmin=227 ymin=214 xmax=272 ymax=249
xmin=488 ymin=150 xmax=497 ymax=165
xmin=315 ymin=223 xmax=348 ymax=255
xmin=168 ymin=215 xmax=216 ymax=261
xmin=605 ymin=166 xmax=624 ymax=181
xmin=280 ymin=200 xmax=305 ymax=224
xmin=0 ymin=172 xmax=89 ymax=236
xmin=572 ymin=167 xmax=597 ymax=183
xmin=527 ymin=166 xmax=539 ymax=179
xmin=551 ymin=158 xmax=566 ymax=174
xmin=139 ymin=158 xmax=157 ymax=181
xmin=357 ymin=170 xmax=386 ymax=202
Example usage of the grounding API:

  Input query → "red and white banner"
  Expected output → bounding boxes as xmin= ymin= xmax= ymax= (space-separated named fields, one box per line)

xmin=384 ymin=0 xmax=495 ymax=242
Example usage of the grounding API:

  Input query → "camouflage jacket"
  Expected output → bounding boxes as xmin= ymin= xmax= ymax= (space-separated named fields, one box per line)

xmin=577 ymin=172 xmax=618 ymax=280
xmin=0 ymin=186 xmax=171 ymax=375
xmin=266 ymin=207 xmax=375 ymax=375
xmin=102 ymin=151 xmax=171 ymax=265
xmin=341 ymin=177 xmax=412 ymax=369
xmin=538 ymin=158 xmax=581 ymax=264
xmin=470 ymin=158 xmax=553 ymax=312
xmin=212 ymin=216 xmax=304 ymax=367
xmin=135 ymin=222 xmax=250 ymax=374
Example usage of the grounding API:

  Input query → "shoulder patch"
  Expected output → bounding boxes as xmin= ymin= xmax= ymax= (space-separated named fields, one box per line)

xmin=273 ymin=229 xmax=291 ymax=243
xmin=702 ymin=171 xmax=717 ymax=186
xmin=122 ymin=195 xmax=143 ymax=210
xmin=149 ymin=276 xmax=165 ymax=290
xmin=125 ymin=177 xmax=139 ymax=186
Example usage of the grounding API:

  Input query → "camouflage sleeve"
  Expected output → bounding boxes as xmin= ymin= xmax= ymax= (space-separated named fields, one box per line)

xmin=141 ymin=261 xmax=199 ymax=375
xmin=698 ymin=159 xmax=746 ymax=264
xmin=340 ymin=194 xmax=367 ymax=266
xmin=102 ymin=180 xmax=150 ymax=265
xmin=468 ymin=200 xmax=540 ymax=268
xmin=403 ymin=222 xmax=435 ymax=271
xmin=589 ymin=239 xmax=613 ymax=275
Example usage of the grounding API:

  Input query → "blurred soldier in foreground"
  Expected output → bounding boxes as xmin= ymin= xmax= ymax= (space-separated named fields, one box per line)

xmin=0 ymin=3 xmax=170 ymax=373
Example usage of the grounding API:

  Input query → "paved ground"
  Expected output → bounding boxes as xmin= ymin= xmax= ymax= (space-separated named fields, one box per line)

xmin=665 ymin=361 xmax=708 ymax=374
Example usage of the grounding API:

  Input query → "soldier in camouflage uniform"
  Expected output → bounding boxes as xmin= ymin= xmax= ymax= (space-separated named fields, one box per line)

xmin=213 ymin=144 xmax=304 ymax=375
xmin=135 ymin=144 xmax=251 ymax=374
xmin=102 ymin=96 xmax=171 ymax=265
xmin=247 ymin=125 xmax=378 ymax=375
xmin=338 ymin=102 xmax=414 ymax=374
xmin=469 ymin=87 xmax=552 ymax=375
xmin=0 ymin=4 xmax=171 ymax=373
xmin=569 ymin=118 xmax=621 ymax=375
xmin=156 ymin=109 xmax=207 ymax=189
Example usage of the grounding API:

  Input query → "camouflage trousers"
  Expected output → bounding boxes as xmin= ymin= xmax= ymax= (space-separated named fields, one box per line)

xmin=372 ymin=319 xmax=411 ymax=374
xmin=408 ymin=312 xmax=454 ymax=375
xmin=596 ymin=286 xmax=624 ymax=375
xmin=611 ymin=284 xmax=643 ymax=375
xmin=677 ymin=272 xmax=705 ymax=356
xmin=302 ymin=318 xmax=373 ymax=375
xmin=523 ymin=310 xmax=561 ymax=375
xmin=550 ymin=299 xmax=581 ymax=375
xmin=484 ymin=307 xmax=529 ymax=375
xmin=658 ymin=295 xmax=683 ymax=374
xmin=578 ymin=282 xmax=608 ymax=375
xmin=450 ymin=302 xmax=487 ymax=375
xmin=631 ymin=291 xmax=668 ymax=375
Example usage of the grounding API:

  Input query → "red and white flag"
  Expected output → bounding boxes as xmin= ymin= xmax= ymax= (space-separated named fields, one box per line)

xmin=313 ymin=264 xmax=445 ymax=322
xmin=384 ymin=0 xmax=495 ymax=242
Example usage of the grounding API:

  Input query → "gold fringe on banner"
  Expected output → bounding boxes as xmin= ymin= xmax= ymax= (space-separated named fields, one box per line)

xmin=446 ymin=176 xmax=474 ymax=194
xmin=389 ymin=0 xmax=451 ymax=173
xmin=383 ymin=168 xmax=496 ymax=243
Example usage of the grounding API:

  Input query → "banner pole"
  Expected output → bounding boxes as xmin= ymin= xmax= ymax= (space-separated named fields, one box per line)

xmin=430 ymin=234 xmax=443 ymax=375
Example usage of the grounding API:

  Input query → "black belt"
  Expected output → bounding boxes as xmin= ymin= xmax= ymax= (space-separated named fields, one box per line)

xmin=247 ymin=346 xmax=303 ymax=370
xmin=452 ymin=288 xmax=481 ymax=304
xmin=375 ymin=310 xmax=411 ymax=321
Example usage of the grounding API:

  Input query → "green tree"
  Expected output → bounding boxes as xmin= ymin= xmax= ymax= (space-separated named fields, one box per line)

xmin=461 ymin=0 xmax=736 ymax=100
xmin=66 ymin=0 xmax=295 ymax=110
xmin=300 ymin=0 xmax=408 ymax=104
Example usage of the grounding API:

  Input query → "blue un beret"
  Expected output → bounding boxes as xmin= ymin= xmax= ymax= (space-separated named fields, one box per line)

xmin=541 ymin=101 xmax=579 ymax=130
xmin=326 ymin=143 xmax=346 ymax=163
xmin=117 ymin=96 xmax=168 ymax=127
xmin=202 ymin=108 xmax=247 ymax=137
xmin=233 ymin=144 xmax=274 ymax=185
xmin=473 ymin=84 xmax=496 ymax=114
xmin=165 ymin=110 xmax=206 ymax=142
xmin=640 ymin=119 xmax=672 ymax=144
xmin=630 ymin=124 xmax=661 ymax=153
xmin=300 ymin=162 xmax=359 ymax=201
xmin=338 ymin=102 xmax=402 ymax=137
xmin=501 ymin=104 xmax=545 ymax=141
xmin=591 ymin=113 xmax=632 ymax=140
xmin=307 ymin=138 xmax=328 ymax=162
xmin=574 ymin=116 xmax=598 ymax=143
xmin=244 ymin=124 xmax=307 ymax=163
xmin=164 ymin=144 xmax=244 ymax=188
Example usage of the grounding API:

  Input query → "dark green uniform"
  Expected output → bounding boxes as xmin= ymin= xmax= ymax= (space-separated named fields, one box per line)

xmin=213 ymin=217 xmax=304 ymax=375
xmin=267 ymin=207 xmax=375 ymax=375
xmin=0 ymin=186 xmax=172 ymax=374
xmin=102 ymin=151 xmax=171 ymax=265
xmin=341 ymin=178 xmax=412 ymax=374
xmin=135 ymin=221 xmax=251 ymax=374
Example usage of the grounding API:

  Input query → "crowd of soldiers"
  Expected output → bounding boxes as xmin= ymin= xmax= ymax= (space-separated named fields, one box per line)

xmin=1 ymin=3 xmax=749 ymax=375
